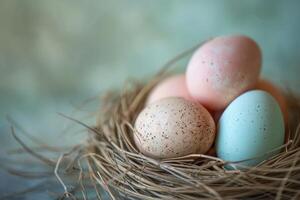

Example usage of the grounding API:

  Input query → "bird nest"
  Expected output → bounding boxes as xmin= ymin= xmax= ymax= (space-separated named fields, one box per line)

xmin=4 ymin=47 xmax=300 ymax=200
xmin=82 ymin=75 xmax=300 ymax=200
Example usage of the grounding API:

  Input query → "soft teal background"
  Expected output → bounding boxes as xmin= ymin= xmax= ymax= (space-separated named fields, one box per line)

xmin=1 ymin=0 xmax=300 ymax=199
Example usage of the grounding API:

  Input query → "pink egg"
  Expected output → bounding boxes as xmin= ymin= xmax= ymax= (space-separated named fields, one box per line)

xmin=146 ymin=74 xmax=193 ymax=105
xmin=256 ymin=79 xmax=288 ymax=123
xmin=186 ymin=35 xmax=262 ymax=111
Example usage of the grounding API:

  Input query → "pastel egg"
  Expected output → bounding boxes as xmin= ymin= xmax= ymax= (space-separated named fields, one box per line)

xmin=256 ymin=79 xmax=288 ymax=123
xmin=147 ymin=74 xmax=193 ymax=105
xmin=216 ymin=90 xmax=285 ymax=168
xmin=186 ymin=35 xmax=261 ymax=111
xmin=134 ymin=97 xmax=216 ymax=159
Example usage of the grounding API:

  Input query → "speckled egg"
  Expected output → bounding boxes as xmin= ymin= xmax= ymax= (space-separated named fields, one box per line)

xmin=256 ymin=79 xmax=288 ymax=123
xmin=186 ymin=35 xmax=262 ymax=111
xmin=216 ymin=90 xmax=285 ymax=168
xmin=134 ymin=97 xmax=216 ymax=159
xmin=146 ymin=74 xmax=193 ymax=105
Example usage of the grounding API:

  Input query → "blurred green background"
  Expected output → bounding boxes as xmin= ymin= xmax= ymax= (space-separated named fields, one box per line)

xmin=1 ymin=0 xmax=300 ymax=199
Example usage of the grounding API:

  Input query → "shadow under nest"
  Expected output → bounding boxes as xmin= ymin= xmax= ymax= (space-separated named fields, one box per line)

xmin=3 ymin=45 xmax=300 ymax=200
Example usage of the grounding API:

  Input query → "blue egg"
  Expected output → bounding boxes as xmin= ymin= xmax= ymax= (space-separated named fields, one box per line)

xmin=216 ymin=90 xmax=285 ymax=169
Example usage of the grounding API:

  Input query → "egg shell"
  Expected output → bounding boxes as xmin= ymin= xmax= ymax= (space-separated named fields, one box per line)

xmin=146 ymin=74 xmax=193 ymax=105
xmin=216 ymin=90 xmax=285 ymax=168
xmin=134 ymin=97 xmax=216 ymax=159
xmin=186 ymin=35 xmax=261 ymax=111
xmin=256 ymin=79 xmax=288 ymax=123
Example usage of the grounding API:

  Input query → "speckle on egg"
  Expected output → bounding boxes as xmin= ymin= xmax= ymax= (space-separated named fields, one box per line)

xmin=134 ymin=97 xmax=216 ymax=159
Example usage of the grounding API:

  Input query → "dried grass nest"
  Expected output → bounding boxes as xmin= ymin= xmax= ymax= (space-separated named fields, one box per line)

xmin=5 ymin=46 xmax=300 ymax=200
xmin=82 ymin=55 xmax=300 ymax=199
xmin=87 ymin=76 xmax=300 ymax=200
